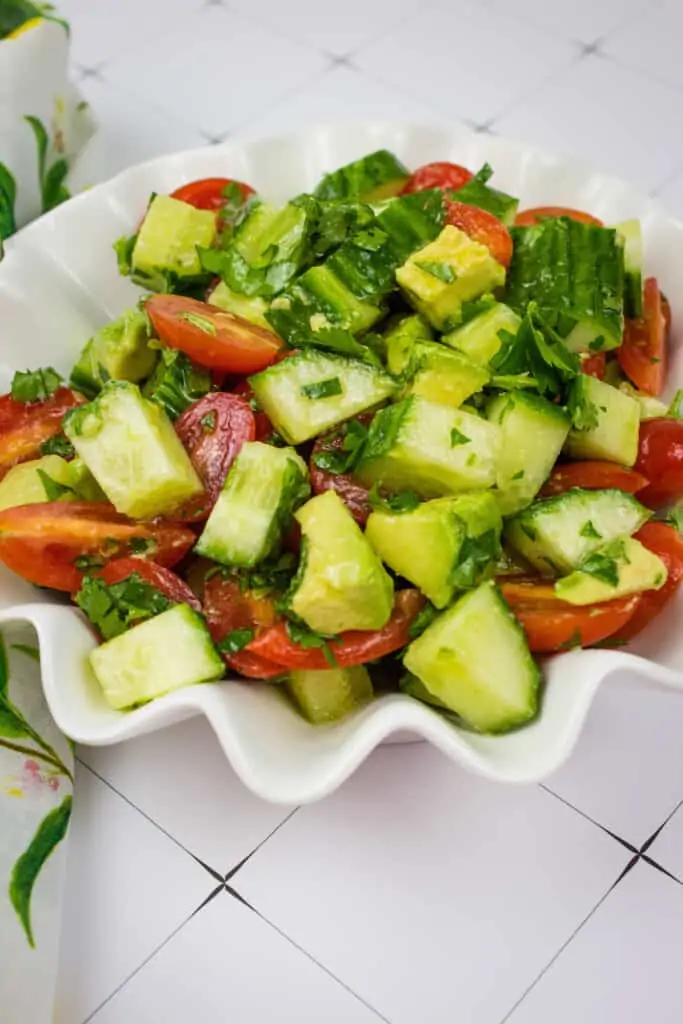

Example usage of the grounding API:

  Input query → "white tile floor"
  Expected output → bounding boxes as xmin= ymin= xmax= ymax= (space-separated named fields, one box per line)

xmin=54 ymin=0 xmax=683 ymax=1020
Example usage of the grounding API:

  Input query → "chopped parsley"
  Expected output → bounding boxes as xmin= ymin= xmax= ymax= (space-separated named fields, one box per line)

xmin=40 ymin=434 xmax=75 ymax=459
xmin=286 ymin=619 xmax=338 ymax=667
xmin=580 ymin=520 xmax=601 ymax=540
xmin=368 ymin=482 xmax=420 ymax=513
xmin=312 ymin=418 xmax=368 ymax=475
xmin=415 ymin=259 xmax=455 ymax=283
xmin=218 ymin=628 xmax=255 ymax=654
xmin=76 ymin=573 xmax=173 ymax=640
xmin=668 ymin=389 xmax=683 ymax=420
xmin=36 ymin=470 xmax=76 ymax=502
xmin=512 ymin=469 xmax=525 ymax=481
xmin=301 ymin=377 xmax=343 ymax=400
xmin=450 ymin=427 xmax=470 ymax=447
xmin=11 ymin=366 xmax=63 ymax=403
xmin=578 ymin=551 xmax=620 ymax=588
xmin=201 ymin=410 xmax=218 ymax=432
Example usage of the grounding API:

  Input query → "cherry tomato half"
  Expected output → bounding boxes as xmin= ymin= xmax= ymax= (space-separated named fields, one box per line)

xmin=0 ymin=502 xmax=195 ymax=591
xmin=540 ymin=461 xmax=649 ymax=498
xmin=203 ymin=574 xmax=284 ymax=679
xmin=99 ymin=558 xmax=201 ymax=611
xmin=499 ymin=580 xmax=640 ymax=653
xmin=0 ymin=388 xmax=83 ymax=479
xmin=634 ymin=418 xmax=683 ymax=508
xmin=146 ymin=295 xmax=283 ymax=375
xmin=170 ymin=177 xmax=254 ymax=213
xmin=514 ymin=207 xmax=603 ymax=227
xmin=401 ymin=161 xmax=473 ymax=195
xmin=247 ymin=589 xmax=424 ymax=670
xmin=581 ymin=351 xmax=606 ymax=380
xmin=611 ymin=523 xmax=683 ymax=642
xmin=309 ymin=417 xmax=373 ymax=526
xmin=175 ymin=392 xmax=255 ymax=519
xmin=446 ymin=200 xmax=513 ymax=268
xmin=618 ymin=277 xmax=667 ymax=396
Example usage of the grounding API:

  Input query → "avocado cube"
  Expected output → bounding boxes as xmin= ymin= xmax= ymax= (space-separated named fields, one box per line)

xmin=64 ymin=381 xmax=203 ymax=520
xmin=208 ymin=280 xmax=270 ymax=328
xmin=289 ymin=490 xmax=394 ymax=635
xmin=555 ymin=536 xmax=668 ymax=606
xmin=0 ymin=455 xmax=76 ymax=511
xmin=396 ymin=225 xmax=506 ymax=331
xmin=132 ymin=195 xmax=217 ymax=282
xmin=70 ymin=309 xmax=158 ymax=399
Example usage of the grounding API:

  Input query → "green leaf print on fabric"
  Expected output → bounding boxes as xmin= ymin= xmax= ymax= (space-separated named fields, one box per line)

xmin=9 ymin=795 xmax=72 ymax=947
xmin=0 ymin=162 xmax=17 ymax=240
xmin=24 ymin=115 xmax=70 ymax=214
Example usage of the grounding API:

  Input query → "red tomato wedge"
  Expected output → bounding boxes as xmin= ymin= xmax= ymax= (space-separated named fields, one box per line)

xmin=175 ymin=393 xmax=255 ymax=519
xmin=0 ymin=502 xmax=195 ymax=591
xmin=231 ymin=379 xmax=273 ymax=442
xmin=247 ymin=589 xmax=425 ymax=670
xmin=635 ymin=418 xmax=683 ymax=508
xmin=445 ymin=200 xmax=513 ymax=268
xmin=514 ymin=207 xmax=603 ymax=227
xmin=170 ymin=177 xmax=254 ymax=212
xmin=499 ymin=580 xmax=640 ymax=653
xmin=401 ymin=162 xmax=473 ymax=194
xmin=618 ymin=277 xmax=667 ymax=396
xmin=0 ymin=388 xmax=83 ymax=478
xmin=98 ymin=558 xmax=201 ymax=610
xmin=581 ymin=351 xmax=606 ymax=380
xmin=203 ymin=574 xmax=285 ymax=679
xmin=146 ymin=295 xmax=284 ymax=375
xmin=540 ymin=461 xmax=649 ymax=498
xmin=611 ymin=523 xmax=683 ymax=642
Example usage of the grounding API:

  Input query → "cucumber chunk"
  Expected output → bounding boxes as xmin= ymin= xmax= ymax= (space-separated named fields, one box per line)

xmin=616 ymin=219 xmax=643 ymax=318
xmin=396 ymin=225 xmax=506 ymax=331
xmin=249 ymin=349 xmax=397 ymax=445
xmin=452 ymin=171 xmax=519 ymax=226
xmin=487 ymin=392 xmax=571 ymax=516
xmin=387 ymin=331 xmax=490 ymax=410
xmin=289 ymin=490 xmax=394 ymax=634
xmin=314 ymin=150 xmax=410 ymax=202
xmin=356 ymin=396 xmax=501 ymax=498
xmin=132 ymin=195 xmax=217 ymax=286
xmin=207 ymin=280 xmax=270 ymax=328
xmin=195 ymin=442 xmax=309 ymax=568
xmin=64 ymin=381 xmax=203 ymax=519
xmin=0 ymin=455 xmax=79 ymax=511
xmin=266 ymin=264 xmax=384 ymax=345
xmin=70 ymin=309 xmax=157 ymax=400
xmin=505 ymin=488 xmax=650 ymax=575
xmin=366 ymin=491 xmax=501 ymax=608
xmin=403 ymin=581 xmax=540 ymax=733
xmin=90 ymin=604 xmax=224 ymax=710
xmin=506 ymin=218 xmax=624 ymax=351
xmin=565 ymin=375 xmax=640 ymax=466
xmin=442 ymin=302 xmax=522 ymax=365
xmin=288 ymin=665 xmax=373 ymax=723
xmin=555 ymin=536 xmax=667 ymax=606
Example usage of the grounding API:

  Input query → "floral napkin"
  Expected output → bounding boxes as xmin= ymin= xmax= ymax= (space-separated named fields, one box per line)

xmin=1 ymin=5 xmax=96 ymax=1021
xmin=0 ymin=4 xmax=97 ymax=244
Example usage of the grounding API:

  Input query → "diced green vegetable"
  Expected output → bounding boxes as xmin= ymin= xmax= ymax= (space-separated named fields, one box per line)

xmin=356 ymin=396 xmax=501 ymax=497
xmin=89 ymin=604 xmax=224 ymax=710
xmin=143 ymin=347 xmax=212 ymax=420
xmin=391 ymin=337 xmax=490 ymax=409
xmin=314 ymin=150 xmax=410 ymax=202
xmin=505 ymin=488 xmax=650 ymax=575
xmin=70 ymin=309 xmax=157 ymax=400
xmin=442 ymin=302 xmax=522 ymax=365
xmin=403 ymin=581 xmax=540 ymax=733
xmin=451 ymin=165 xmax=519 ymax=226
xmin=616 ymin=219 xmax=643 ymax=318
xmin=10 ymin=366 xmax=62 ymax=403
xmin=288 ymin=489 xmax=394 ymax=634
xmin=554 ymin=536 xmax=667 ymax=605
xmin=63 ymin=381 xmax=203 ymax=519
xmin=0 ymin=455 xmax=75 ymax=511
xmin=207 ymin=279 xmax=270 ymax=327
xmin=617 ymin=381 xmax=669 ymax=420
xmin=195 ymin=442 xmax=310 ymax=567
xmin=487 ymin=392 xmax=571 ymax=516
xmin=288 ymin=665 xmax=373 ymax=723
xmin=506 ymin=217 xmax=624 ymax=351
xmin=396 ymin=225 xmax=506 ymax=330
xmin=76 ymin=572 xmax=174 ymax=642
xmin=249 ymin=349 xmax=397 ymax=445
xmin=565 ymin=375 xmax=640 ymax=466
xmin=131 ymin=195 xmax=217 ymax=289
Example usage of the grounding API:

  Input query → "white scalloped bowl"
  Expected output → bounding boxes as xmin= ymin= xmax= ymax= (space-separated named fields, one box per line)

xmin=2 ymin=121 xmax=683 ymax=804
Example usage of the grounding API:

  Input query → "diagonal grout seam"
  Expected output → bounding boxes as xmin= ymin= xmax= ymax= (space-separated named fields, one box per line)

xmin=539 ymin=784 xmax=638 ymax=852
xmin=243 ymin=903 xmax=392 ymax=1023
xmin=81 ymin=884 xmax=224 ymax=1024
xmin=75 ymin=758 xmax=224 ymax=881
xmin=225 ymin=806 xmax=300 ymax=881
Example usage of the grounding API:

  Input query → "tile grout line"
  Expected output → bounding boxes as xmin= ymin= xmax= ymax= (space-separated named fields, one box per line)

xmin=75 ymin=758 xmax=224 ymax=881
xmin=247 ymin=904 xmax=392 ymax=1024
xmin=539 ymin=784 xmax=638 ymax=852
xmin=81 ymin=885 xmax=224 ymax=1024
xmin=225 ymin=806 xmax=300 ymax=881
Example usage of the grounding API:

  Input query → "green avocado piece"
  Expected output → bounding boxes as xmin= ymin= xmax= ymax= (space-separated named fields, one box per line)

xmin=554 ymin=536 xmax=668 ymax=606
xmin=396 ymin=225 xmax=506 ymax=331
xmin=70 ymin=309 xmax=157 ymax=399
xmin=289 ymin=489 xmax=394 ymax=634
xmin=132 ymin=195 xmax=217 ymax=283
xmin=207 ymin=280 xmax=270 ymax=328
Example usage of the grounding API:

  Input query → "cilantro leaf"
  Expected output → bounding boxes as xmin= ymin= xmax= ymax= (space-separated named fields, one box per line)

xmin=285 ymin=619 xmax=338 ymax=666
xmin=491 ymin=304 xmax=580 ymax=401
xmin=580 ymin=520 xmax=601 ymax=540
xmin=578 ymin=551 xmax=619 ymax=588
xmin=218 ymin=628 xmax=255 ymax=654
xmin=368 ymin=482 xmax=420 ymax=513
xmin=407 ymin=602 xmax=439 ymax=640
xmin=40 ymin=434 xmax=75 ymax=459
xmin=76 ymin=573 xmax=173 ymax=641
xmin=415 ymin=259 xmax=455 ymax=283
xmin=301 ymin=377 xmax=343 ymax=400
xmin=449 ymin=528 xmax=501 ymax=590
xmin=567 ymin=377 xmax=600 ymax=431
xmin=450 ymin=427 xmax=470 ymax=447
xmin=312 ymin=418 xmax=368 ymax=475
xmin=11 ymin=367 xmax=63 ymax=403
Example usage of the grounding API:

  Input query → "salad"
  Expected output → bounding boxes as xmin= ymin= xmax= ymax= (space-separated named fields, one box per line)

xmin=0 ymin=149 xmax=681 ymax=733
